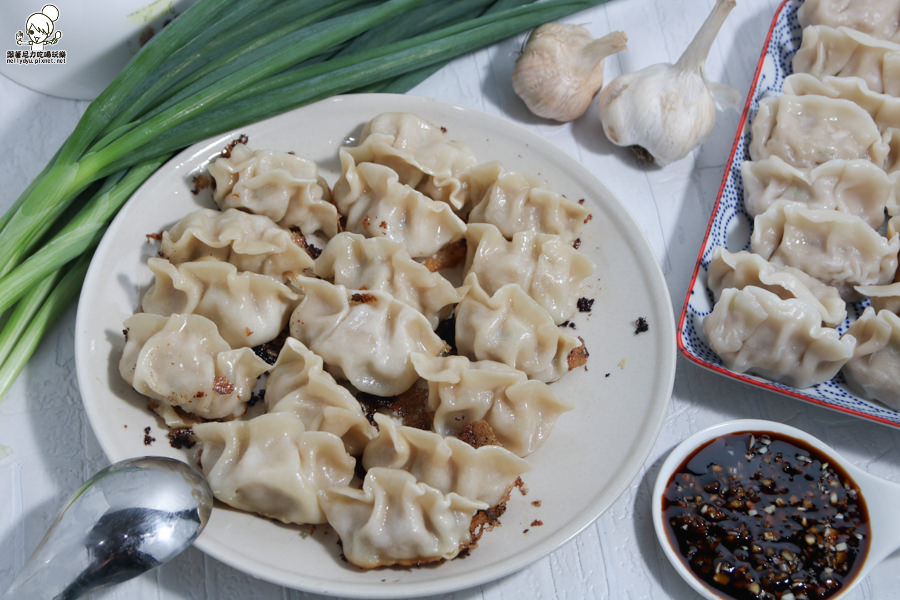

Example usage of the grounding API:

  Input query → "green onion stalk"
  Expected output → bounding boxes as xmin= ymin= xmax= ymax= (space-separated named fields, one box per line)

xmin=0 ymin=0 xmax=610 ymax=398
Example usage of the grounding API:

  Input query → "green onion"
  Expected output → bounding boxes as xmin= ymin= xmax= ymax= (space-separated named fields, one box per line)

xmin=0 ymin=157 xmax=167 ymax=314
xmin=99 ymin=0 xmax=606 ymax=169
xmin=96 ymin=0 xmax=369 ymax=145
xmin=0 ymin=0 xmax=428 ymax=275
xmin=0 ymin=257 xmax=91 ymax=399
xmin=0 ymin=0 xmax=610 ymax=397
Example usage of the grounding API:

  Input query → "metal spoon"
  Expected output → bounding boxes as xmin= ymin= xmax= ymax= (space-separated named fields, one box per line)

xmin=3 ymin=456 xmax=213 ymax=600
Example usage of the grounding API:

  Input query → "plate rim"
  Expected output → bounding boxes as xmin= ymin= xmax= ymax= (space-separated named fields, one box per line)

xmin=75 ymin=92 xmax=677 ymax=597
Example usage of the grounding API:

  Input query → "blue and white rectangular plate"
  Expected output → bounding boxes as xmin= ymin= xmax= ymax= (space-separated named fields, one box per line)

xmin=678 ymin=0 xmax=900 ymax=428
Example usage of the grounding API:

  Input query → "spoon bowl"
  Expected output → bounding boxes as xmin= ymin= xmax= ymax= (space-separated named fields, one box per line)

xmin=4 ymin=456 xmax=213 ymax=600
xmin=652 ymin=419 xmax=900 ymax=600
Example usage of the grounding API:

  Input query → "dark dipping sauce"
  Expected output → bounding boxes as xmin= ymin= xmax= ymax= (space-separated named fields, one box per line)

xmin=661 ymin=431 xmax=869 ymax=600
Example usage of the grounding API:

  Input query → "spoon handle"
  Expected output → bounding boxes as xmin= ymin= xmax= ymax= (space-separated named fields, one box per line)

xmin=4 ymin=457 xmax=211 ymax=600
xmin=854 ymin=468 xmax=900 ymax=566
xmin=2 ymin=505 xmax=147 ymax=600
xmin=3 ymin=532 xmax=96 ymax=600
xmin=3 ymin=505 xmax=99 ymax=600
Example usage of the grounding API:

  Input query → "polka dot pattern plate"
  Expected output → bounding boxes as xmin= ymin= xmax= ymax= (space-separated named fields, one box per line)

xmin=677 ymin=0 xmax=900 ymax=428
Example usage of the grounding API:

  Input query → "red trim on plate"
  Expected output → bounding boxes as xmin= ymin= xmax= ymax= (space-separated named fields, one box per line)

xmin=677 ymin=0 xmax=786 ymax=350
xmin=675 ymin=0 xmax=900 ymax=429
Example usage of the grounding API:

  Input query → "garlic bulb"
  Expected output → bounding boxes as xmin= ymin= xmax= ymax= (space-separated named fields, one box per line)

xmin=512 ymin=23 xmax=627 ymax=122
xmin=596 ymin=0 xmax=739 ymax=165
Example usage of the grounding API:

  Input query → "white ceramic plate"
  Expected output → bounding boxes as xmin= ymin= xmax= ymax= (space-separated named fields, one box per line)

xmin=74 ymin=94 xmax=676 ymax=598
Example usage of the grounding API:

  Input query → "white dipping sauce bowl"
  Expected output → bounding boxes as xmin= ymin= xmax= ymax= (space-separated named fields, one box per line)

xmin=652 ymin=419 xmax=900 ymax=600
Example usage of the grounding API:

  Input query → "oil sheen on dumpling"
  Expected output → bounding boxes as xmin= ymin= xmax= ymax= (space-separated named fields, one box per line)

xmin=464 ymin=223 xmax=594 ymax=324
xmin=160 ymin=208 xmax=315 ymax=279
xmin=362 ymin=413 xmax=529 ymax=506
xmin=455 ymin=272 xmax=582 ymax=382
xmin=840 ymin=307 xmax=900 ymax=409
xmin=783 ymin=73 xmax=900 ymax=134
xmin=194 ymin=413 xmax=355 ymax=525
xmin=411 ymin=353 xmax=573 ymax=456
xmin=750 ymin=202 xmax=900 ymax=299
xmin=799 ymin=0 xmax=900 ymax=41
xmin=319 ymin=467 xmax=488 ymax=568
xmin=207 ymin=144 xmax=338 ymax=243
xmin=314 ymin=232 xmax=459 ymax=328
xmin=332 ymin=152 xmax=467 ymax=258
xmin=792 ymin=25 xmax=900 ymax=95
xmin=119 ymin=313 xmax=269 ymax=420
xmin=141 ymin=257 xmax=299 ymax=348
xmin=289 ymin=275 xmax=448 ymax=396
xmin=703 ymin=286 xmax=856 ymax=388
xmin=265 ymin=337 xmax=375 ymax=455
xmin=344 ymin=112 xmax=479 ymax=211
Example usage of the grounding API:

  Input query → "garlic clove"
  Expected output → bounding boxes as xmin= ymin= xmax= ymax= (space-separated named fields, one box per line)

xmin=599 ymin=65 xmax=719 ymax=165
xmin=596 ymin=0 xmax=738 ymax=165
xmin=513 ymin=23 xmax=627 ymax=123
xmin=708 ymin=80 xmax=743 ymax=111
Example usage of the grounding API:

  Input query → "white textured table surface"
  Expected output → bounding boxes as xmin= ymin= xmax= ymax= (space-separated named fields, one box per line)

xmin=2 ymin=1 xmax=900 ymax=599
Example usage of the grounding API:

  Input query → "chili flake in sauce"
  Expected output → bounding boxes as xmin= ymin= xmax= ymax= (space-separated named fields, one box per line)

xmin=661 ymin=431 xmax=869 ymax=600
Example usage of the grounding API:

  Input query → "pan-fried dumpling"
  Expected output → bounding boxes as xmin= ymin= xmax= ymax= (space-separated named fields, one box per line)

xmin=319 ymin=467 xmax=487 ymax=568
xmin=362 ymin=414 xmax=529 ymax=506
xmin=741 ymin=157 xmax=892 ymax=229
xmin=411 ymin=353 xmax=572 ymax=456
xmin=288 ymin=275 xmax=448 ymax=396
xmin=465 ymin=164 xmax=590 ymax=243
xmin=706 ymin=248 xmax=847 ymax=326
xmin=799 ymin=0 xmax=900 ymax=41
xmin=454 ymin=273 xmax=583 ymax=382
xmin=840 ymin=307 xmax=900 ymax=408
xmin=264 ymin=337 xmax=375 ymax=455
xmin=119 ymin=313 xmax=269 ymax=420
xmin=703 ymin=286 xmax=856 ymax=388
xmin=160 ymin=208 xmax=315 ymax=278
xmin=461 ymin=161 xmax=537 ymax=216
xmin=792 ymin=25 xmax=900 ymax=95
xmin=463 ymin=223 xmax=594 ymax=324
xmin=750 ymin=202 xmax=900 ymax=298
xmin=207 ymin=144 xmax=338 ymax=242
xmin=194 ymin=413 xmax=355 ymax=525
xmin=748 ymin=94 xmax=889 ymax=169
xmin=314 ymin=232 xmax=459 ymax=328
xmin=141 ymin=257 xmax=299 ymax=347
xmin=332 ymin=153 xmax=467 ymax=258
xmin=344 ymin=112 xmax=479 ymax=211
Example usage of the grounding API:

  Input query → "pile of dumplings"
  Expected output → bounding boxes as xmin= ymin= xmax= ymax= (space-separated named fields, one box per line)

xmin=118 ymin=112 xmax=595 ymax=568
xmin=702 ymin=0 xmax=900 ymax=410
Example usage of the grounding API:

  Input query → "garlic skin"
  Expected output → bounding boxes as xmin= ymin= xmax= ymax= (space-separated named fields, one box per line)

xmin=596 ymin=0 xmax=738 ymax=165
xmin=513 ymin=24 xmax=627 ymax=122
